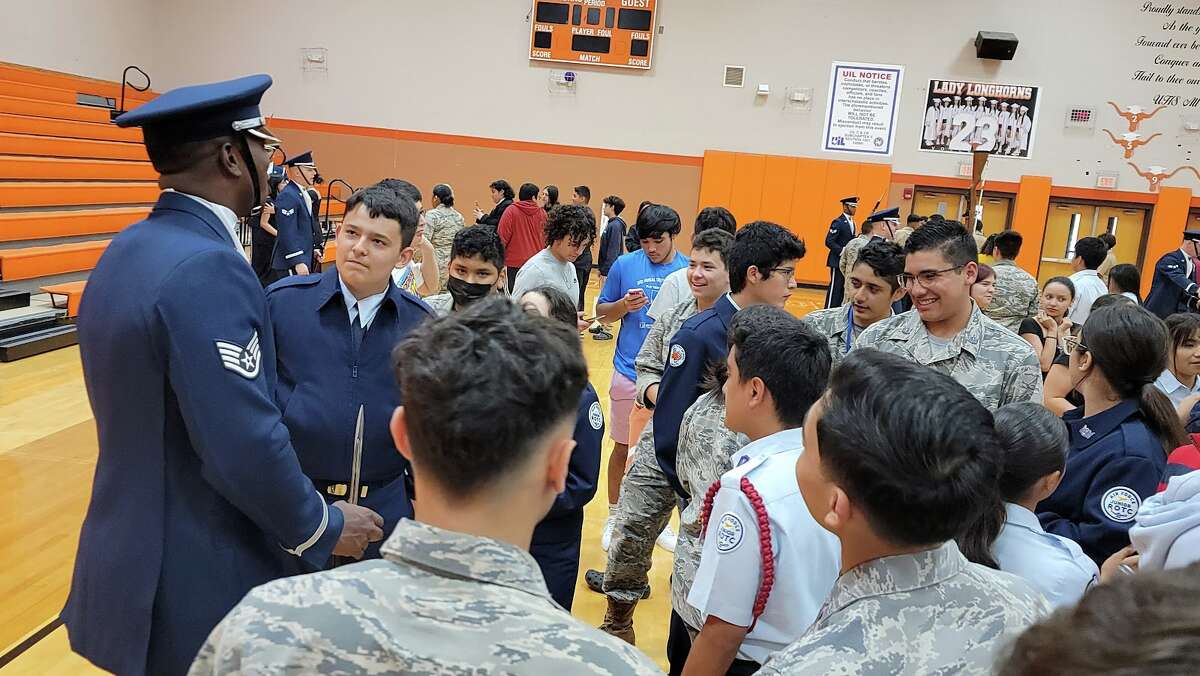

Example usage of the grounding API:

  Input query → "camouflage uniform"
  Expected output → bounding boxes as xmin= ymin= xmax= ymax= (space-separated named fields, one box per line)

xmin=984 ymin=259 xmax=1039 ymax=333
xmin=894 ymin=226 xmax=914 ymax=248
xmin=854 ymin=305 xmax=1042 ymax=410
xmin=672 ymin=389 xmax=749 ymax=632
xmin=801 ymin=305 xmax=862 ymax=365
xmin=603 ymin=297 xmax=699 ymax=603
xmin=423 ymin=204 xmax=465 ymax=293
xmin=838 ymin=235 xmax=872 ymax=305
xmin=758 ymin=541 xmax=1049 ymax=675
xmin=189 ymin=520 xmax=661 ymax=675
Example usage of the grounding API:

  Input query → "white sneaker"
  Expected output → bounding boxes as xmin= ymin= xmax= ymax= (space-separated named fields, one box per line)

xmin=602 ymin=516 xmax=615 ymax=551
xmin=656 ymin=524 xmax=677 ymax=553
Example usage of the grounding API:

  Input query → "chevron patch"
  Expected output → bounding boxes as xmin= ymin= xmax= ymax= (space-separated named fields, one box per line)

xmin=215 ymin=331 xmax=261 ymax=379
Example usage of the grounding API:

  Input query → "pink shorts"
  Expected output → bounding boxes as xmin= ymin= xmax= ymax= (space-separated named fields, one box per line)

xmin=608 ymin=372 xmax=637 ymax=444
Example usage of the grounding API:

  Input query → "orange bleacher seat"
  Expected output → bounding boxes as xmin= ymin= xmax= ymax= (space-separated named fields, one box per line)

xmin=0 ymin=182 xmax=158 ymax=208
xmin=40 ymin=280 xmax=86 ymax=317
xmin=0 ymin=62 xmax=156 ymax=104
xmin=0 ymin=132 xmax=146 ymax=161
xmin=0 ymin=155 xmax=156 ymax=181
xmin=0 ymin=240 xmax=109 ymax=280
xmin=0 ymin=207 xmax=148 ymax=241
xmin=0 ymin=113 xmax=142 ymax=143
xmin=0 ymin=80 xmax=77 ymax=105
xmin=0 ymin=94 xmax=110 ymax=123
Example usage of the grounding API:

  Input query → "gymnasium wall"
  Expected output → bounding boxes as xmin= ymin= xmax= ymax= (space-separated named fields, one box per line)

xmin=0 ymin=0 xmax=154 ymax=82
xmin=144 ymin=0 xmax=1200 ymax=193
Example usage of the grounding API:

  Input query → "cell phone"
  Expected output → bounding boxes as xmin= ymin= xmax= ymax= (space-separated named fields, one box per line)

xmin=630 ymin=287 xmax=645 ymax=297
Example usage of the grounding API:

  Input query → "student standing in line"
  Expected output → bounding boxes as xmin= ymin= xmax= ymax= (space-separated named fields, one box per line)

xmin=570 ymin=185 xmax=595 ymax=310
xmin=1067 ymin=236 xmax=1110 ymax=325
xmin=591 ymin=194 xmax=629 ymax=341
xmin=473 ymin=179 xmax=514 ymax=228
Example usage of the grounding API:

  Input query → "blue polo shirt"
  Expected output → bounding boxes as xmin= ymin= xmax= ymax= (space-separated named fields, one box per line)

xmin=598 ymin=249 xmax=689 ymax=380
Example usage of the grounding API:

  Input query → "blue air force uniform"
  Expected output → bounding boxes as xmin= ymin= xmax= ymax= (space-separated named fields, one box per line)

xmin=270 ymin=179 xmax=315 ymax=273
xmin=1038 ymin=399 xmax=1167 ymax=566
xmin=654 ymin=294 xmax=739 ymax=497
xmin=1144 ymin=244 xmax=1199 ymax=319
xmin=265 ymin=269 xmax=432 ymax=561
xmin=531 ymin=383 xmax=604 ymax=610
xmin=63 ymin=74 xmax=343 ymax=676
xmin=824 ymin=197 xmax=857 ymax=308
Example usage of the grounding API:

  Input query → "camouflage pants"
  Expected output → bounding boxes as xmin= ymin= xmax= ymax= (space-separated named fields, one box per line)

xmin=602 ymin=418 xmax=678 ymax=604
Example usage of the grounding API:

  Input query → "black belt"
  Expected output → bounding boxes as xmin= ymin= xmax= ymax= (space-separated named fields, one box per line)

xmin=315 ymin=478 xmax=394 ymax=500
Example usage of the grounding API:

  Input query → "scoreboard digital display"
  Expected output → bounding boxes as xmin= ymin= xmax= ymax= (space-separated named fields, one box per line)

xmin=529 ymin=1 xmax=658 ymax=70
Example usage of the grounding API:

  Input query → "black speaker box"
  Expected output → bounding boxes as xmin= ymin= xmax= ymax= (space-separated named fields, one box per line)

xmin=975 ymin=31 xmax=1018 ymax=60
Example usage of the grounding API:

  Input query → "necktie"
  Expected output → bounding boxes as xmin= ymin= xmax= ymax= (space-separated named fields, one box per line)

xmin=350 ymin=305 xmax=365 ymax=349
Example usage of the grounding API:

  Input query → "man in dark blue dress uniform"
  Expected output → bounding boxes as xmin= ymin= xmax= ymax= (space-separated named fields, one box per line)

xmin=267 ymin=183 xmax=432 ymax=562
xmin=61 ymin=74 xmax=384 ymax=676
xmin=1144 ymin=229 xmax=1200 ymax=319
xmin=824 ymin=196 xmax=857 ymax=308
xmin=264 ymin=151 xmax=320 ymax=284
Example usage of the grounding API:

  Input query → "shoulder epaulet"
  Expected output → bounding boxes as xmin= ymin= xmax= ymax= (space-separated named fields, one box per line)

xmin=396 ymin=289 xmax=435 ymax=315
xmin=265 ymin=274 xmax=321 ymax=295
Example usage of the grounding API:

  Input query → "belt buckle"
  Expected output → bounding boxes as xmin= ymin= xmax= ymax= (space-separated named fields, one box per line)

xmin=326 ymin=483 xmax=348 ymax=497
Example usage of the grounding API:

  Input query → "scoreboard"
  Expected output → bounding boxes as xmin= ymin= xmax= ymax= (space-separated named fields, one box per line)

xmin=529 ymin=1 xmax=658 ymax=70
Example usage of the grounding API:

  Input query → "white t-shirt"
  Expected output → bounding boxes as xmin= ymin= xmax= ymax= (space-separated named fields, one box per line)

xmin=647 ymin=267 xmax=690 ymax=320
xmin=511 ymin=248 xmax=579 ymax=301
xmin=1067 ymin=269 xmax=1108 ymax=324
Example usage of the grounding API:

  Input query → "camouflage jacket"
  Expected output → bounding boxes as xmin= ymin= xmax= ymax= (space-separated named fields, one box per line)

xmin=984 ymin=259 xmax=1039 ymax=333
xmin=423 ymin=205 xmax=466 ymax=293
xmin=838 ymin=235 xmax=872 ymax=304
xmin=634 ymin=297 xmax=698 ymax=407
xmin=759 ymin=541 xmax=1049 ymax=675
xmin=189 ymin=520 xmax=662 ymax=675
xmin=671 ymin=389 xmax=749 ymax=631
xmin=854 ymin=305 xmax=1042 ymax=411
xmin=422 ymin=292 xmax=454 ymax=316
xmin=802 ymin=305 xmax=864 ymax=365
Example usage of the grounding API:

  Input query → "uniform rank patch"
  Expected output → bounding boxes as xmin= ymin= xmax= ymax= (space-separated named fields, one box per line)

xmin=1101 ymin=486 xmax=1141 ymax=523
xmin=669 ymin=344 xmax=687 ymax=367
xmin=281 ymin=208 xmax=295 ymax=216
xmin=588 ymin=401 xmax=604 ymax=430
xmin=215 ymin=331 xmax=261 ymax=379
xmin=716 ymin=512 xmax=744 ymax=553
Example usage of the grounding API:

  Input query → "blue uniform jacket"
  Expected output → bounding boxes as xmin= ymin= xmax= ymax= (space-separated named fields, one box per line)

xmin=265 ymin=269 xmax=432 ymax=559
xmin=1144 ymin=249 xmax=1196 ymax=319
xmin=825 ymin=214 xmax=854 ymax=268
xmin=654 ymin=294 xmax=739 ymax=497
xmin=63 ymin=191 xmax=343 ymax=676
xmin=270 ymin=181 xmax=314 ymax=271
xmin=1038 ymin=399 xmax=1168 ymax=566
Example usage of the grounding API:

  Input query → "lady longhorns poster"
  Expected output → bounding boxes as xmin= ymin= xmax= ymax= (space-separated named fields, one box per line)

xmin=919 ymin=79 xmax=1040 ymax=158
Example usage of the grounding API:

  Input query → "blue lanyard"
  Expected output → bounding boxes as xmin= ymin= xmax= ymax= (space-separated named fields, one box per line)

xmin=843 ymin=304 xmax=856 ymax=354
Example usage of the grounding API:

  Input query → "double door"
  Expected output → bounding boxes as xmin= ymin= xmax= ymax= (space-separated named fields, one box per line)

xmin=912 ymin=189 xmax=1012 ymax=236
xmin=1037 ymin=202 xmax=1148 ymax=285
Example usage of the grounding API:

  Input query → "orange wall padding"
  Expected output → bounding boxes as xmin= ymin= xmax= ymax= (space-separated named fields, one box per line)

xmin=1143 ymin=186 xmax=1194 ymax=296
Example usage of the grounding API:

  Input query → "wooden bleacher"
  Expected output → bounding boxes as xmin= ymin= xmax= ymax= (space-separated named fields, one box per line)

xmin=0 ymin=61 xmax=157 ymax=360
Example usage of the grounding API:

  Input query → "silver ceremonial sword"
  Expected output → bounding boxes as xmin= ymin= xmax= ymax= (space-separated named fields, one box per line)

xmin=348 ymin=404 xmax=364 ymax=505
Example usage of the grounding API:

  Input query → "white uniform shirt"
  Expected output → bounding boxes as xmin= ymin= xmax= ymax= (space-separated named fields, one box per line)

xmin=647 ymin=266 xmax=690 ymax=320
xmin=993 ymin=502 xmax=1098 ymax=608
xmin=1067 ymin=269 xmax=1108 ymax=324
xmin=1154 ymin=369 xmax=1200 ymax=409
xmin=924 ymin=106 xmax=940 ymax=143
xmin=337 ymin=271 xmax=388 ymax=330
xmin=688 ymin=428 xmax=841 ymax=665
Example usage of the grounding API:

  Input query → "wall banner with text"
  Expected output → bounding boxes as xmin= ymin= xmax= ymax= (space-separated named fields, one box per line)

xmin=822 ymin=62 xmax=904 ymax=157
xmin=919 ymin=79 xmax=1040 ymax=159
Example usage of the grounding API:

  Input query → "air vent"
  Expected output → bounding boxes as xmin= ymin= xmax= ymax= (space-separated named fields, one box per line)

xmin=1065 ymin=106 xmax=1095 ymax=129
xmin=723 ymin=65 xmax=746 ymax=88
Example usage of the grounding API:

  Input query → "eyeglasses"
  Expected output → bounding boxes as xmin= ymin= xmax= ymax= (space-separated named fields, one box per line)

xmin=769 ymin=267 xmax=796 ymax=278
xmin=1062 ymin=336 xmax=1088 ymax=353
xmin=897 ymin=265 xmax=965 ymax=289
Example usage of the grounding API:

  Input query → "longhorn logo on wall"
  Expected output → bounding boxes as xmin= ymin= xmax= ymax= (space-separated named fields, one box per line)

xmin=920 ymin=79 xmax=1040 ymax=158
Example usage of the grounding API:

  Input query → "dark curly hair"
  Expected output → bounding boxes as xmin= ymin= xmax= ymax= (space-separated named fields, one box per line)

xmin=544 ymin=204 xmax=596 ymax=248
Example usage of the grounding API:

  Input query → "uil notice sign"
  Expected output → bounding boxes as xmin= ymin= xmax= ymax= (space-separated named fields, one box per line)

xmin=822 ymin=62 xmax=904 ymax=157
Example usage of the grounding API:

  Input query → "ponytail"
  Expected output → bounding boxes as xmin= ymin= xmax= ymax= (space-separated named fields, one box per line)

xmin=1139 ymin=383 xmax=1189 ymax=455
xmin=956 ymin=496 xmax=1003 ymax=570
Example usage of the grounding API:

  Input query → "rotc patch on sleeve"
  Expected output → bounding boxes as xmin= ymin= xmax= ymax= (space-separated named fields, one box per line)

xmin=215 ymin=331 xmax=262 ymax=379
xmin=1101 ymin=486 xmax=1141 ymax=523
xmin=716 ymin=512 xmax=744 ymax=553
xmin=589 ymin=401 xmax=604 ymax=430
xmin=669 ymin=343 xmax=687 ymax=367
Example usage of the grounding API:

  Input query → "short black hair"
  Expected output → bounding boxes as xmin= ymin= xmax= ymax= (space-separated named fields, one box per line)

xmin=518 ymin=182 xmax=539 ymax=201
xmin=695 ymin=206 xmax=736 ymax=235
xmin=490 ymin=179 xmax=515 ymax=200
xmin=1074 ymin=236 xmax=1107 ymax=269
xmin=995 ymin=402 xmax=1069 ymax=502
xmin=432 ymin=183 xmax=454 ymax=207
xmin=544 ymin=204 xmax=596 ymax=247
xmin=861 ymin=219 xmax=875 ymax=235
xmin=377 ymin=178 xmax=422 ymax=206
xmin=573 ymin=185 xmax=590 ymax=203
xmin=727 ymin=221 xmax=806 ymax=293
xmin=145 ymin=134 xmax=230 ymax=175
xmin=1109 ymin=263 xmax=1141 ymax=297
xmin=450 ymin=226 xmax=505 ymax=271
xmin=345 ymin=185 xmax=420 ymax=247
xmin=818 ymin=349 xmax=1001 ymax=547
xmin=692 ymin=229 xmax=734 ymax=265
xmin=907 ymin=213 xmax=924 ymax=225
xmin=393 ymin=296 xmax=588 ymax=498
xmin=853 ymin=239 xmax=905 ymax=291
xmin=1099 ymin=232 xmax=1117 ymax=249
xmin=521 ymin=285 xmax=578 ymax=327
xmin=603 ymin=195 xmax=625 ymax=216
xmin=904 ymin=219 xmax=977 ymax=267
xmin=637 ymin=204 xmax=683 ymax=240
xmin=1044 ymin=276 xmax=1076 ymax=300
xmin=729 ymin=305 xmax=830 ymax=427
xmin=994 ymin=230 xmax=1024 ymax=259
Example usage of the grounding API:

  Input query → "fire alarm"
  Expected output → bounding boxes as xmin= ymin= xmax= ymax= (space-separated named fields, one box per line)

xmin=902 ymin=187 xmax=914 ymax=200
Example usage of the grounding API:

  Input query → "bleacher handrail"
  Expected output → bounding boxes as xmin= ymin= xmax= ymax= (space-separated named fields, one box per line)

xmin=112 ymin=66 xmax=151 ymax=121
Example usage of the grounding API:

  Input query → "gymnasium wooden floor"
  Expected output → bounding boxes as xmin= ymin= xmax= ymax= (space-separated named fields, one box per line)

xmin=0 ymin=283 xmax=824 ymax=674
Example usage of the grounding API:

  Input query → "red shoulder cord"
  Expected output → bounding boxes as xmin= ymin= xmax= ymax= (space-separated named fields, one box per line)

xmin=697 ymin=477 xmax=776 ymax=631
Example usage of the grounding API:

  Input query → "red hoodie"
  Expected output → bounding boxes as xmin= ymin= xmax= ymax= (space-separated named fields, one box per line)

xmin=497 ymin=199 xmax=547 ymax=268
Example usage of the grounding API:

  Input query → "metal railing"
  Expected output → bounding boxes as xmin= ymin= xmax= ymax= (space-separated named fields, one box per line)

xmin=110 ymin=66 xmax=151 ymax=120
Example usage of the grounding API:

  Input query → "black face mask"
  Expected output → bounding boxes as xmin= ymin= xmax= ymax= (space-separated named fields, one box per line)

xmin=447 ymin=275 xmax=495 ymax=309
xmin=312 ymin=171 xmax=324 ymax=185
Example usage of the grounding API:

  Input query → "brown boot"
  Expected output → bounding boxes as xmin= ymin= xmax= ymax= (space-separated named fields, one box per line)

xmin=599 ymin=599 xmax=637 ymax=645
